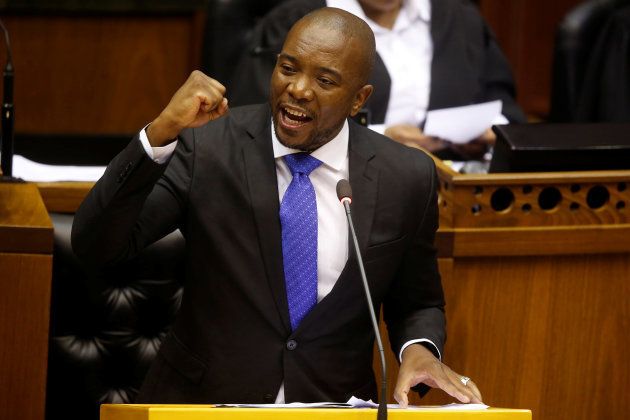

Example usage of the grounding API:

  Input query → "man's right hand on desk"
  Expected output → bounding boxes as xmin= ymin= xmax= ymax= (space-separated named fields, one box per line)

xmin=394 ymin=343 xmax=483 ymax=407
xmin=147 ymin=70 xmax=229 ymax=147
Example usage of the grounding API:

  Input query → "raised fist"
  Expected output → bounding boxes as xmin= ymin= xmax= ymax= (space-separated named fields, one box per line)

xmin=147 ymin=70 xmax=229 ymax=147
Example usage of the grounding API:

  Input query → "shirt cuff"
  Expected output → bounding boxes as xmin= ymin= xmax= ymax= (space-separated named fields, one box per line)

xmin=399 ymin=339 xmax=442 ymax=362
xmin=139 ymin=125 xmax=178 ymax=164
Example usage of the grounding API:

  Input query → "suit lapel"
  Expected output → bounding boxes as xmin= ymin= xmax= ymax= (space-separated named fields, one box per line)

xmin=348 ymin=123 xmax=379 ymax=258
xmin=241 ymin=106 xmax=291 ymax=334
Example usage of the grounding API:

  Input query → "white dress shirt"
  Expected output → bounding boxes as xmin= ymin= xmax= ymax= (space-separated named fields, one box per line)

xmin=139 ymin=120 xmax=440 ymax=402
xmin=272 ymin=122 xmax=350 ymax=303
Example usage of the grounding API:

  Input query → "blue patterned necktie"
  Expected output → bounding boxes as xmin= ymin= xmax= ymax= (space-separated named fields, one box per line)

xmin=280 ymin=153 xmax=323 ymax=331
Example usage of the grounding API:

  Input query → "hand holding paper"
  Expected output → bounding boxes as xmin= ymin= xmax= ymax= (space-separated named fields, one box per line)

xmin=423 ymin=100 xmax=504 ymax=144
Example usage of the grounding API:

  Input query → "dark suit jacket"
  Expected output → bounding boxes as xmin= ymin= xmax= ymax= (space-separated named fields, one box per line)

xmin=72 ymin=104 xmax=445 ymax=404
xmin=229 ymin=0 xmax=526 ymax=126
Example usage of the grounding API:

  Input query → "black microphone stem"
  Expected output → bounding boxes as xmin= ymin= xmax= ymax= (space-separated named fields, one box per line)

xmin=0 ymin=18 xmax=14 ymax=179
xmin=342 ymin=200 xmax=388 ymax=420
xmin=1 ymin=64 xmax=14 ymax=178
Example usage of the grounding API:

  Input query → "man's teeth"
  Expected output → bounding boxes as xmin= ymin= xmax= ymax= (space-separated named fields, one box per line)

xmin=285 ymin=108 xmax=307 ymax=118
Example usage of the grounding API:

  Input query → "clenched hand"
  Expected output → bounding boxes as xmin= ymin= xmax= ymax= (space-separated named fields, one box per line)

xmin=147 ymin=70 xmax=229 ymax=147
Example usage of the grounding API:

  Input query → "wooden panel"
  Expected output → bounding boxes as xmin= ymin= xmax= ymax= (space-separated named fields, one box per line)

xmin=0 ymin=183 xmax=53 ymax=253
xmin=438 ymin=169 xmax=630 ymax=229
xmin=451 ymin=225 xmax=630 ymax=256
xmin=450 ymin=169 xmax=630 ymax=185
xmin=428 ymin=254 xmax=630 ymax=419
xmin=0 ymin=13 xmax=204 ymax=135
xmin=0 ymin=253 xmax=52 ymax=420
xmin=37 ymin=181 xmax=93 ymax=214
xmin=478 ymin=0 xmax=583 ymax=117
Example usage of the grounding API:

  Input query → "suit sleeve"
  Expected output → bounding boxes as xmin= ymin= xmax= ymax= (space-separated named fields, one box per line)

xmin=71 ymin=130 xmax=195 ymax=269
xmin=382 ymin=153 xmax=446 ymax=360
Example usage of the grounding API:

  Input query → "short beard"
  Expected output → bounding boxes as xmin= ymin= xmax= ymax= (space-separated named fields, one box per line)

xmin=272 ymin=119 xmax=345 ymax=153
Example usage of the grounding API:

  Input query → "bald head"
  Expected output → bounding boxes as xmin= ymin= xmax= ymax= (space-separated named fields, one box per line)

xmin=289 ymin=7 xmax=376 ymax=87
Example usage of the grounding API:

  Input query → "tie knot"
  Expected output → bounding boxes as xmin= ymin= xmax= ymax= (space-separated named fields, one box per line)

xmin=284 ymin=153 xmax=322 ymax=176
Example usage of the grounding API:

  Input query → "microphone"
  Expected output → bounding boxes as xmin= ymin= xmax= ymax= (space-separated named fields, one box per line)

xmin=336 ymin=179 xmax=387 ymax=420
xmin=0 ymin=18 xmax=14 ymax=179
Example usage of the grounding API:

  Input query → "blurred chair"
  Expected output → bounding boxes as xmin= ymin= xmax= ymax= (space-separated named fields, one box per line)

xmin=201 ymin=0 xmax=285 ymax=93
xmin=46 ymin=213 xmax=185 ymax=420
xmin=550 ymin=0 xmax=630 ymax=122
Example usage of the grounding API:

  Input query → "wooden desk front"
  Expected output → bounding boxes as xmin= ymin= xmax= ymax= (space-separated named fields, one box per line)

xmin=101 ymin=404 xmax=531 ymax=420
xmin=0 ymin=183 xmax=53 ymax=420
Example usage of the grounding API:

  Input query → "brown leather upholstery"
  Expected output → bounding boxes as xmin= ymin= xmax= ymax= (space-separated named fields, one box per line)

xmin=46 ymin=213 xmax=185 ymax=420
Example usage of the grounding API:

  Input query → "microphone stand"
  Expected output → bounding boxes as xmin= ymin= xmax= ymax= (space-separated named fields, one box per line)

xmin=341 ymin=195 xmax=388 ymax=420
xmin=0 ymin=18 xmax=16 ymax=182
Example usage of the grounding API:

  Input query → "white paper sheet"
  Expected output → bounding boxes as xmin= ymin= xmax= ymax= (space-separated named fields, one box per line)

xmin=423 ymin=100 xmax=503 ymax=144
xmin=217 ymin=396 xmax=488 ymax=410
xmin=215 ymin=402 xmax=353 ymax=409
xmin=347 ymin=396 xmax=488 ymax=410
xmin=11 ymin=155 xmax=106 ymax=182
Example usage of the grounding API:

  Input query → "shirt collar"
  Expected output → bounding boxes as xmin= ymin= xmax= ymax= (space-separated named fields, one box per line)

xmin=271 ymin=119 xmax=349 ymax=172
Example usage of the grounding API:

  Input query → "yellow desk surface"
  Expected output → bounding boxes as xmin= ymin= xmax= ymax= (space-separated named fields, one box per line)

xmin=101 ymin=404 xmax=531 ymax=420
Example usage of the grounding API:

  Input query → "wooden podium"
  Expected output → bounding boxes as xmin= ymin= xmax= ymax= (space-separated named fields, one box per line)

xmin=411 ymin=161 xmax=630 ymax=419
xmin=101 ymin=404 xmax=531 ymax=420
xmin=0 ymin=182 xmax=53 ymax=420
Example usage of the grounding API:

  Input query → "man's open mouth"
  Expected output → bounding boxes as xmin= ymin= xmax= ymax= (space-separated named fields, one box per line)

xmin=280 ymin=106 xmax=314 ymax=128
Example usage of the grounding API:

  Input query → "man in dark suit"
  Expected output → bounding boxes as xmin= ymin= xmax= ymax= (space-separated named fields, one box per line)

xmin=72 ymin=7 xmax=481 ymax=406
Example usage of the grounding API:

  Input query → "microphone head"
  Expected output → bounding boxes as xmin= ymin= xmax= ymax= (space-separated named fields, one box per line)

xmin=336 ymin=179 xmax=352 ymax=203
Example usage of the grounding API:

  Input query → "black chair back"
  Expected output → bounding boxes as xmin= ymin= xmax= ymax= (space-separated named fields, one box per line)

xmin=46 ymin=213 xmax=186 ymax=420
xmin=550 ymin=0 xmax=630 ymax=122
xmin=201 ymin=0 xmax=285 ymax=92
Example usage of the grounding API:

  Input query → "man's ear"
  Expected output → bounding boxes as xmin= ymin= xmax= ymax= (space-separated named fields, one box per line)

xmin=350 ymin=84 xmax=374 ymax=116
